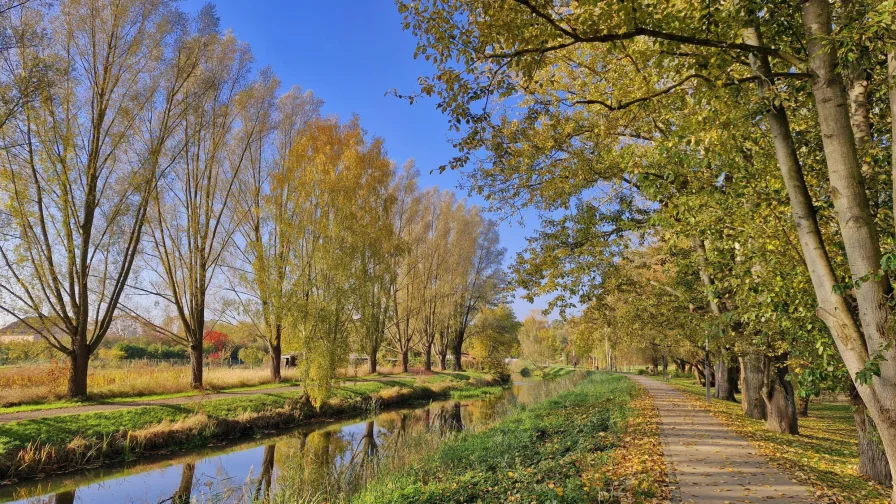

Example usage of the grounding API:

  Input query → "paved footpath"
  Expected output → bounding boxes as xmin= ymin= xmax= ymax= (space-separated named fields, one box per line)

xmin=0 ymin=385 xmax=305 ymax=424
xmin=629 ymin=375 xmax=813 ymax=504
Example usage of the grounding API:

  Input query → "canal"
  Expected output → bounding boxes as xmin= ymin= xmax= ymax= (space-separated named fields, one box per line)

xmin=1 ymin=373 xmax=584 ymax=503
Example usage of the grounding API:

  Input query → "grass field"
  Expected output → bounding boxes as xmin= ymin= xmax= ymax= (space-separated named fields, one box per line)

xmin=352 ymin=373 xmax=669 ymax=503
xmin=0 ymin=362 xmax=303 ymax=408
xmin=662 ymin=376 xmax=890 ymax=504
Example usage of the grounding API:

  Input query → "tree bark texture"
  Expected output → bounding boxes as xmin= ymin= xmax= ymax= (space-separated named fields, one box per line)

xmin=740 ymin=352 xmax=768 ymax=420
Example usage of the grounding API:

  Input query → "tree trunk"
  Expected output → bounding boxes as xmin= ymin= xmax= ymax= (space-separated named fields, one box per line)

xmin=452 ymin=330 xmax=464 ymax=371
xmin=797 ymin=396 xmax=809 ymax=418
xmin=269 ymin=342 xmax=282 ymax=382
xmin=67 ymin=344 xmax=89 ymax=399
xmin=439 ymin=352 xmax=448 ymax=370
xmin=695 ymin=359 xmax=714 ymax=387
xmin=890 ymin=48 xmax=896 ymax=231
xmin=423 ymin=341 xmax=433 ymax=372
xmin=190 ymin=344 xmax=203 ymax=389
xmin=850 ymin=384 xmax=893 ymax=486
xmin=400 ymin=349 xmax=409 ymax=373
xmin=740 ymin=353 xmax=767 ymax=420
xmin=368 ymin=337 xmax=380 ymax=375
xmin=368 ymin=349 xmax=378 ymax=375
xmin=801 ymin=3 xmax=896 ymax=493
xmin=761 ymin=354 xmax=798 ymax=435
xmin=714 ymin=354 xmax=737 ymax=402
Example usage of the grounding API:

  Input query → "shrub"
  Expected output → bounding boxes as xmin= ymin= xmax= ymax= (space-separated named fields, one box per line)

xmin=636 ymin=368 xmax=647 ymax=375
xmin=0 ymin=340 xmax=52 ymax=364
xmin=114 ymin=342 xmax=147 ymax=359
xmin=96 ymin=347 xmax=126 ymax=361
xmin=238 ymin=347 xmax=267 ymax=367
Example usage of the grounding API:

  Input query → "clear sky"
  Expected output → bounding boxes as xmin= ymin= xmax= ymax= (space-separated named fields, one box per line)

xmin=181 ymin=1 xmax=553 ymax=319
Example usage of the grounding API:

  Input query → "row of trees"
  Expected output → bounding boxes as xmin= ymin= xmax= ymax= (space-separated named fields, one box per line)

xmin=0 ymin=0 xmax=505 ymax=405
xmin=399 ymin=0 xmax=896 ymax=494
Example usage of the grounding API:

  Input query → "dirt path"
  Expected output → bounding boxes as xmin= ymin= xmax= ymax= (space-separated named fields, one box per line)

xmin=629 ymin=375 xmax=813 ymax=504
xmin=0 ymin=385 xmax=304 ymax=424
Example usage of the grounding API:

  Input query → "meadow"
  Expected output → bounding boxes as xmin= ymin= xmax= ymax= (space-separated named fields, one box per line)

xmin=0 ymin=361 xmax=301 ymax=409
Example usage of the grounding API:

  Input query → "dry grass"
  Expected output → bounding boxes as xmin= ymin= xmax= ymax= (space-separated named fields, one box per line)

xmin=0 ymin=362 xmax=300 ymax=407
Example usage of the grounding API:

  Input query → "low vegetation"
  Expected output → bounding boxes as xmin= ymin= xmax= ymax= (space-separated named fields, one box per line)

xmin=0 ymin=371 xmax=502 ymax=482
xmin=353 ymin=373 xmax=669 ymax=504
xmin=664 ymin=376 xmax=890 ymax=504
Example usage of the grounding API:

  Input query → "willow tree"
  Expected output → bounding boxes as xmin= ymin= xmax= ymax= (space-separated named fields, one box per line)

xmin=285 ymin=116 xmax=393 ymax=405
xmin=351 ymin=142 xmax=396 ymax=375
xmin=142 ymin=26 xmax=265 ymax=389
xmin=0 ymin=0 xmax=198 ymax=398
xmin=230 ymin=87 xmax=323 ymax=381
xmin=414 ymin=189 xmax=453 ymax=372
xmin=387 ymin=163 xmax=422 ymax=372
xmin=399 ymin=0 xmax=896 ymax=488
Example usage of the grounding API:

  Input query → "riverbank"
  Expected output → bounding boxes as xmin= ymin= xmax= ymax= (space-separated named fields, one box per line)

xmin=0 ymin=371 xmax=503 ymax=483
xmin=350 ymin=373 xmax=670 ymax=503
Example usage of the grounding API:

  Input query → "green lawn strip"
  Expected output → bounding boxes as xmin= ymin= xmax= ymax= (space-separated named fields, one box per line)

xmin=0 ymin=380 xmax=304 ymax=415
xmin=524 ymin=365 xmax=576 ymax=380
xmin=448 ymin=386 xmax=504 ymax=399
xmin=353 ymin=373 xmax=644 ymax=504
xmin=659 ymin=376 xmax=889 ymax=504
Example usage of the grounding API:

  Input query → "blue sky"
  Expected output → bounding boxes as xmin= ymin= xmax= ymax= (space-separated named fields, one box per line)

xmin=182 ymin=1 xmax=552 ymax=319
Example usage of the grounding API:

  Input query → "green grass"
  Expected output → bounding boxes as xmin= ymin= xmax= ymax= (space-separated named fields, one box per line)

xmin=658 ymin=376 xmax=889 ymax=504
xmin=353 ymin=373 xmax=645 ymax=504
xmin=539 ymin=366 xmax=576 ymax=379
xmin=448 ymin=386 xmax=504 ymax=399
xmin=0 ymin=380 xmax=303 ymax=415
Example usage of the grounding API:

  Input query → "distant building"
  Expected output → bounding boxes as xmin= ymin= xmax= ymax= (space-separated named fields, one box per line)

xmin=281 ymin=353 xmax=298 ymax=369
xmin=0 ymin=318 xmax=45 ymax=343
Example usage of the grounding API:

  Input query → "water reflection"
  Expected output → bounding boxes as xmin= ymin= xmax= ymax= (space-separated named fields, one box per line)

xmin=1 ymin=374 xmax=583 ymax=504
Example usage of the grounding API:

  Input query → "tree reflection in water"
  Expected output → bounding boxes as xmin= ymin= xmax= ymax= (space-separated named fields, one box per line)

xmin=170 ymin=463 xmax=195 ymax=504
xmin=52 ymin=490 xmax=75 ymax=504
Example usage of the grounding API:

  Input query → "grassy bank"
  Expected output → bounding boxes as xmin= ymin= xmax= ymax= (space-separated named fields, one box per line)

xmin=352 ymin=373 xmax=669 ymax=504
xmin=0 ymin=371 xmax=502 ymax=483
xmin=659 ymin=376 xmax=889 ymax=504
xmin=513 ymin=363 xmax=577 ymax=380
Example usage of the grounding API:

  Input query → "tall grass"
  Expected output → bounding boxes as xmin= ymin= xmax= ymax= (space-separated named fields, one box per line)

xmin=0 ymin=362 xmax=300 ymax=407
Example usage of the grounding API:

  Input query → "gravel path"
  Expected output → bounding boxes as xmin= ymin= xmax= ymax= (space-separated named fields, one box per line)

xmin=0 ymin=385 xmax=304 ymax=424
xmin=629 ymin=375 xmax=813 ymax=503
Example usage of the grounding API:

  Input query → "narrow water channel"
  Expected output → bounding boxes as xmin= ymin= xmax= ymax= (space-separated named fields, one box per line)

xmin=1 ymin=373 xmax=584 ymax=504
